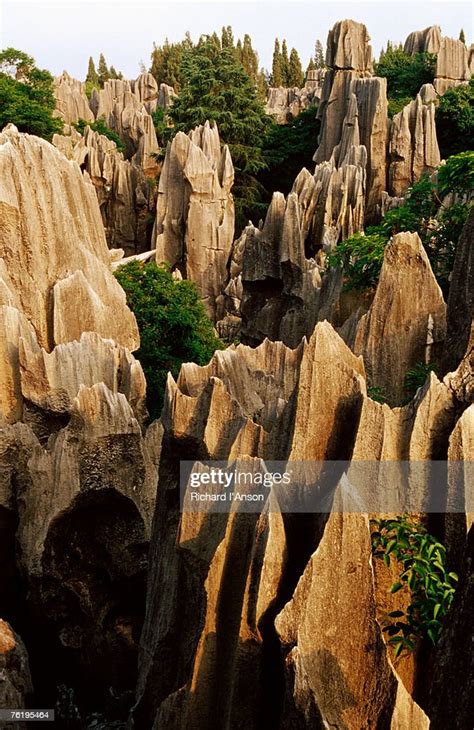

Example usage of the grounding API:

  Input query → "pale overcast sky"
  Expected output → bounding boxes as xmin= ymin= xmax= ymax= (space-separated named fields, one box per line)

xmin=0 ymin=1 xmax=472 ymax=79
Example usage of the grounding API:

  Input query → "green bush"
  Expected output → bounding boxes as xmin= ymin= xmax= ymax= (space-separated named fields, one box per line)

xmin=0 ymin=47 xmax=63 ymax=140
xmin=74 ymin=116 xmax=125 ymax=152
xmin=329 ymin=162 xmax=471 ymax=294
xmin=371 ymin=516 xmax=458 ymax=656
xmin=436 ymin=78 xmax=474 ymax=158
xmin=404 ymin=361 xmax=437 ymax=401
xmin=114 ymin=261 xmax=223 ymax=419
xmin=375 ymin=46 xmax=436 ymax=102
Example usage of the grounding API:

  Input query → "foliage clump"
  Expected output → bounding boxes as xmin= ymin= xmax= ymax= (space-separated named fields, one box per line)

xmin=375 ymin=44 xmax=436 ymax=115
xmin=74 ymin=116 xmax=125 ymax=152
xmin=114 ymin=261 xmax=223 ymax=419
xmin=329 ymin=153 xmax=473 ymax=294
xmin=0 ymin=47 xmax=63 ymax=140
xmin=371 ymin=516 xmax=458 ymax=657
xmin=435 ymin=79 xmax=474 ymax=159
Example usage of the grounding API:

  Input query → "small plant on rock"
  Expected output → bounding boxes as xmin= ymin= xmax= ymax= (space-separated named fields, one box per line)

xmin=371 ymin=516 xmax=458 ymax=657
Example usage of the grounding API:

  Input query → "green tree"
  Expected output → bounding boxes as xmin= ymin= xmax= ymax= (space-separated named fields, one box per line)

xmin=150 ymin=37 xmax=190 ymax=91
xmin=459 ymin=28 xmax=466 ymax=44
xmin=97 ymin=53 xmax=110 ymax=87
xmin=436 ymin=77 xmax=474 ymax=158
xmin=109 ymin=65 xmax=123 ymax=80
xmin=114 ymin=261 xmax=223 ymax=419
xmin=239 ymin=34 xmax=259 ymax=85
xmin=314 ymin=39 xmax=325 ymax=68
xmin=169 ymin=39 xmax=271 ymax=231
xmin=221 ymin=25 xmax=234 ymax=49
xmin=0 ymin=47 xmax=63 ymax=140
xmin=271 ymin=38 xmax=283 ymax=86
xmin=281 ymin=39 xmax=290 ymax=85
xmin=375 ymin=45 xmax=436 ymax=105
xmin=306 ymin=56 xmax=316 ymax=76
xmin=288 ymin=48 xmax=304 ymax=87
xmin=259 ymin=106 xmax=321 ymax=201
xmin=86 ymin=56 xmax=99 ymax=87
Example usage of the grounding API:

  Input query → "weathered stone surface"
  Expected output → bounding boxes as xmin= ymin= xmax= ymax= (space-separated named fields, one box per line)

xmin=153 ymin=122 xmax=234 ymax=319
xmin=132 ymin=72 xmax=159 ymax=113
xmin=388 ymin=92 xmax=440 ymax=196
xmin=90 ymin=76 xmax=160 ymax=174
xmin=0 ymin=125 xmax=139 ymax=351
xmin=54 ymin=125 xmax=155 ymax=255
xmin=441 ymin=205 xmax=474 ymax=374
xmin=265 ymin=70 xmax=324 ymax=124
xmin=326 ymin=19 xmax=373 ymax=71
xmin=54 ymin=71 xmax=94 ymax=124
xmin=19 ymin=330 xmax=147 ymax=422
xmin=434 ymin=37 xmax=471 ymax=93
xmin=404 ymin=26 xmax=442 ymax=55
xmin=354 ymin=232 xmax=446 ymax=405
xmin=275 ymin=510 xmax=398 ymax=729
xmin=158 ymin=83 xmax=177 ymax=110
xmin=0 ymin=620 xmax=32 ymax=715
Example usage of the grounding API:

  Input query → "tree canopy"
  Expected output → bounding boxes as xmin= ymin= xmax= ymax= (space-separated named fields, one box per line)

xmin=114 ymin=261 xmax=222 ymax=419
xmin=435 ymin=77 xmax=474 ymax=158
xmin=0 ymin=47 xmax=63 ymax=140
xmin=375 ymin=44 xmax=436 ymax=116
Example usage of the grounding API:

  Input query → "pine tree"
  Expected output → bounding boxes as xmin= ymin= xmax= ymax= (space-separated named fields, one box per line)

xmin=86 ymin=56 xmax=99 ymax=86
xmin=459 ymin=28 xmax=466 ymax=44
xmin=241 ymin=34 xmax=259 ymax=83
xmin=221 ymin=26 xmax=234 ymax=48
xmin=314 ymin=39 xmax=325 ymax=68
xmin=288 ymin=48 xmax=304 ymax=87
xmin=271 ymin=39 xmax=283 ymax=86
xmin=281 ymin=39 xmax=290 ymax=85
xmin=306 ymin=57 xmax=316 ymax=76
xmin=97 ymin=53 xmax=110 ymax=87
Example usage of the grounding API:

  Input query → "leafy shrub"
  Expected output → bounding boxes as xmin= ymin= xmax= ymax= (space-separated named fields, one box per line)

xmin=375 ymin=46 xmax=436 ymax=102
xmin=371 ymin=516 xmax=458 ymax=656
xmin=327 ymin=230 xmax=386 ymax=291
xmin=74 ymin=116 xmax=125 ymax=152
xmin=329 ymin=164 xmax=471 ymax=294
xmin=367 ymin=386 xmax=387 ymax=404
xmin=0 ymin=47 xmax=63 ymax=140
xmin=114 ymin=261 xmax=223 ymax=419
xmin=404 ymin=361 xmax=437 ymax=401
xmin=437 ymin=150 xmax=474 ymax=197
xmin=436 ymin=78 xmax=474 ymax=158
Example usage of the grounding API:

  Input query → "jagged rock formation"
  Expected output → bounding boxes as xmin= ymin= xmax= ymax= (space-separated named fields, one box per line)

xmin=54 ymin=71 xmax=94 ymax=124
xmin=265 ymin=70 xmax=325 ymax=124
xmin=387 ymin=89 xmax=440 ymax=197
xmin=354 ymin=231 xmax=446 ymax=405
xmin=442 ymin=206 xmax=474 ymax=375
xmin=223 ymin=159 xmax=368 ymax=347
xmin=153 ymin=122 xmax=234 ymax=320
xmin=53 ymin=125 xmax=155 ymax=255
xmin=404 ymin=25 xmax=472 ymax=95
xmin=0 ymin=127 xmax=160 ymax=717
xmin=90 ymin=76 xmax=159 ymax=174
xmin=314 ymin=21 xmax=389 ymax=221
xmin=0 ymin=620 xmax=32 ymax=713
xmin=158 ymin=82 xmax=177 ymax=110
xmin=0 ymin=125 xmax=138 ymax=352
xmin=134 ymin=308 xmax=472 ymax=728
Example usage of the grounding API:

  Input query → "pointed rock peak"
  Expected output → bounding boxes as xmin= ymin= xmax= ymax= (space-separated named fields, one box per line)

xmin=326 ymin=19 xmax=373 ymax=72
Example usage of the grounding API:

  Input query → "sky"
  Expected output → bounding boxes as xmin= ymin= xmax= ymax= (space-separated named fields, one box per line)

xmin=0 ymin=0 xmax=472 ymax=79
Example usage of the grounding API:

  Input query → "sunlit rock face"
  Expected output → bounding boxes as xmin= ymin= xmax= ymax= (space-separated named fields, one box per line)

xmin=0 ymin=126 xmax=160 ymax=716
xmin=153 ymin=121 xmax=235 ymax=320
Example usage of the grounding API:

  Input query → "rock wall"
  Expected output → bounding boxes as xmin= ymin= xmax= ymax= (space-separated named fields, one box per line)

xmin=265 ymin=69 xmax=325 ymax=124
xmin=403 ymin=25 xmax=472 ymax=95
xmin=134 ymin=307 xmax=471 ymax=727
xmin=0 ymin=127 xmax=160 ymax=719
xmin=54 ymin=71 xmax=94 ymax=125
xmin=153 ymin=122 xmax=235 ymax=320
xmin=53 ymin=126 xmax=155 ymax=255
